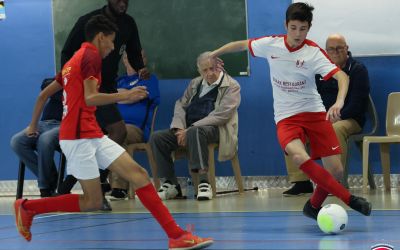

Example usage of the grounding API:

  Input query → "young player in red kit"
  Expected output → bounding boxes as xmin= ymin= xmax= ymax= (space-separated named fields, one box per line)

xmin=210 ymin=2 xmax=372 ymax=220
xmin=14 ymin=15 xmax=213 ymax=250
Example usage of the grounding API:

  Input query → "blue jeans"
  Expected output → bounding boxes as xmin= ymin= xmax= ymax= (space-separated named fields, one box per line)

xmin=10 ymin=120 xmax=60 ymax=190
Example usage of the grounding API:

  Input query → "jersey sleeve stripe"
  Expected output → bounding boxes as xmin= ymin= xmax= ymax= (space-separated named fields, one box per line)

xmin=248 ymin=39 xmax=256 ymax=57
xmin=85 ymin=76 xmax=100 ymax=82
xmin=323 ymin=67 xmax=340 ymax=81
xmin=304 ymin=39 xmax=335 ymax=64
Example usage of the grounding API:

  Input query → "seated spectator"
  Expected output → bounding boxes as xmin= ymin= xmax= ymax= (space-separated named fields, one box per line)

xmin=110 ymin=50 xmax=160 ymax=200
xmin=150 ymin=52 xmax=241 ymax=201
xmin=283 ymin=34 xmax=370 ymax=196
xmin=10 ymin=78 xmax=62 ymax=197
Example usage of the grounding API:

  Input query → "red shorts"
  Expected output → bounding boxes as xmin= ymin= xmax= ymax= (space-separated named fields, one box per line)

xmin=276 ymin=112 xmax=341 ymax=159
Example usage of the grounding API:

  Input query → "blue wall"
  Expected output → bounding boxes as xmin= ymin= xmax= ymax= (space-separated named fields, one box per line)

xmin=0 ymin=0 xmax=399 ymax=180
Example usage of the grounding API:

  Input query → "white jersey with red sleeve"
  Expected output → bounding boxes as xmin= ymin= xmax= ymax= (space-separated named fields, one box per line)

xmin=248 ymin=35 xmax=340 ymax=123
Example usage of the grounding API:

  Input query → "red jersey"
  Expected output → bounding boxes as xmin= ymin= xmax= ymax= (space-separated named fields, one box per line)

xmin=56 ymin=42 xmax=104 ymax=140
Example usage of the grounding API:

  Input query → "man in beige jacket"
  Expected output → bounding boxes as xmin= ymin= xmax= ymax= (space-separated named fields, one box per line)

xmin=150 ymin=52 xmax=241 ymax=201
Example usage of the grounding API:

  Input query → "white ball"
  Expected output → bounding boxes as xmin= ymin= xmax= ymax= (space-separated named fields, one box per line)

xmin=317 ymin=204 xmax=348 ymax=234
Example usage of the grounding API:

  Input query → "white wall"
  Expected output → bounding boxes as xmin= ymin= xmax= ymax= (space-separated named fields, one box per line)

xmin=294 ymin=0 xmax=400 ymax=56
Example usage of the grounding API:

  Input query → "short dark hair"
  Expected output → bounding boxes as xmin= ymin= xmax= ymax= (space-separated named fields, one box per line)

xmin=84 ymin=14 xmax=118 ymax=42
xmin=286 ymin=2 xmax=314 ymax=26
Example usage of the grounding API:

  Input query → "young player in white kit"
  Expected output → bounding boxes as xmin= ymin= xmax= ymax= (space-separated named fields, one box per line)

xmin=210 ymin=2 xmax=372 ymax=219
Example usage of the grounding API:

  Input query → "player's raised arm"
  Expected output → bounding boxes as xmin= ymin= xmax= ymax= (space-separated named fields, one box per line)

xmin=83 ymin=78 xmax=148 ymax=106
xmin=211 ymin=40 xmax=249 ymax=58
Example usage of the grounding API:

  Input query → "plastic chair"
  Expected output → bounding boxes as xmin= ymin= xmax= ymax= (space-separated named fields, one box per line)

xmin=174 ymin=143 xmax=244 ymax=198
xmin=342 ymin=94 xmax=378 ymax=189
xmin=16 ymin=150 xmax=66 ymax=199
xmin=126 ymin=106 xmax=160 ymax=198
xmin=362 ymin=92 xmax=400 ymax=193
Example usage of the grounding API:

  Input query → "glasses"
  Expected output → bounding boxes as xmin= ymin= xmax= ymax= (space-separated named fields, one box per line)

xmin=326 ymin=46 xmax=347 ymax=54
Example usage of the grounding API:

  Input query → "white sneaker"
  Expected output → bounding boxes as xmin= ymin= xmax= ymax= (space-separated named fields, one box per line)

xmin=158 ymin=182 xmax=179 ymax=200
xmin=197 ymin=183 xmax=213 ymax=200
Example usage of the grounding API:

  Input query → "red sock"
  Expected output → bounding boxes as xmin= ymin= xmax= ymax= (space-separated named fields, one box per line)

xmin=300 ymin=159 xmax=351 ymax=204
xmin=136 ymin=183 xmax=185 ymax=239
xmin=23 ymin=194 xmax=81 ymax=214
xmin=310 ymin=185 xmax=329 ymax=208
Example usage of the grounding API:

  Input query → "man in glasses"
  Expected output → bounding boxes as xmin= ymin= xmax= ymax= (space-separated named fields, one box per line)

xmin=283 ymin=33 xmax=371 ymax=196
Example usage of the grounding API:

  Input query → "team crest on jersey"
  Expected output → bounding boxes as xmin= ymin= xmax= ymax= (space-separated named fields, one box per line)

xmin=62 ymin=66 xmax=71 ymax=76
xmin=296 ymin=60 xmax=305 ymax=68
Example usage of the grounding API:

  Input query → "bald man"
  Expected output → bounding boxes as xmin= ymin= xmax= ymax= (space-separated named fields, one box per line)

xmin=283 ymin=34 xmax=371 ymax=196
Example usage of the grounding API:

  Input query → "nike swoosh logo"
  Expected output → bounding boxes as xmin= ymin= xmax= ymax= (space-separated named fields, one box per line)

xmin=184 ymin=240 xmax=196 ymax=244
xmin=271 ymin=56 xmax=279 ymax=59
xmin=129 ymin=79 xmax=139 ymax=86
xmin=332 ymin=146 xmax=339 ymax=150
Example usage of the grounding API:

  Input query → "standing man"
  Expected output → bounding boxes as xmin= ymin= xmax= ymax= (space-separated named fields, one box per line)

xmin=210 ymin=2 xmax=371 ymax=219
xmin=283 ymin=34 xmax=371 ymax=196
xmin=61 ymin=0 xmax=149 ymax=199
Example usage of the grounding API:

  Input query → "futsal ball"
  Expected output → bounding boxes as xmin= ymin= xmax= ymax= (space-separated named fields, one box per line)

xmin=317 ymin=204 xmax=348 ymax=234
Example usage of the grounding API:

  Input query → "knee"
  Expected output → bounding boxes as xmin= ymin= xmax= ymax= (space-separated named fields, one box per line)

xmin=114 ymin=130 xmax=128 ymax=145
xmin=290 ymin=153 xmax=309 ymax=166
xmin=333 ymin=126 xmax=347 ymax=139
xmin=186 ymin=127 xmax=207 ymax=144
xmin=107 ymin=126 xmax=127 ymax=145
xmin=136 ymin=165 xmax=149 ymax=178
xmin=10 ymin=133 xmax=30 ymax=155
xmin=186 ymin=126 xmax=205 ymax=137
xmin=186 ymin=127 xmax=197 ymax=137
xmin=10 ymin=134 xmax=20 ymax=152
xmin=149 ymin=131 xmax=163 ymax=146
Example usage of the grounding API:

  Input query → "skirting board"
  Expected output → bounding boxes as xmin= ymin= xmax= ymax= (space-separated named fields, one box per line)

xmin=0 ymin=174 xmax=398 ymax=197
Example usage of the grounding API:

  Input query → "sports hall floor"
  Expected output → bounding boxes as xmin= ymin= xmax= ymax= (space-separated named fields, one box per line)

xmin=0 ymin=188 xmax=399 ymax=250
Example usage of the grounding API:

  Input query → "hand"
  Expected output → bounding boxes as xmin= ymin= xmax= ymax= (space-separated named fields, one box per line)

xmin=24 ymin=125 xmax=39 ymax=137
xmin=138 ymin=67 xmax=150 ymax=80
xmin=124 ymin=86 xmax=148 ymax=103
xmin=215 ymin=57 xmax=225 ymax=72
xmin=326 ymin=99 xmax=344 ymax=122
xmin=175 ymin=129 xmax=187 ymax=147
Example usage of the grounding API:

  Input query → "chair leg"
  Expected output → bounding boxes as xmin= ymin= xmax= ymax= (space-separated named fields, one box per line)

xmin=356 ymin=142 xmax=376 ymax=189
xmin=126 ymin=147 xmax=136 ymax=199
xmin=342 ymin=140 xmax=352 ymax=189
xmin=231 ymin=154 xmax=244 ymax=194
xmin=367 ymin=161 xmax=376 ymax=190
xmin=208 ymin=146 xmax=217 ymax=198
xmin=16 ymin=161 xmax=25 ymax=200
xmin=145 ymin=145 xmax=160 ymax=190
xmin=362 ymin=141 xmax=370 ymax=193
xmin=379 ymin=143 xmax=391 ymax=191
xmin=57 ymin=153 xmax=66 ymax=192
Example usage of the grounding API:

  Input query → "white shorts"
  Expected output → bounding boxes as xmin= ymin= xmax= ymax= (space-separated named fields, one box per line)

xmin=60 ymin=136 xmax=125 ymax=180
